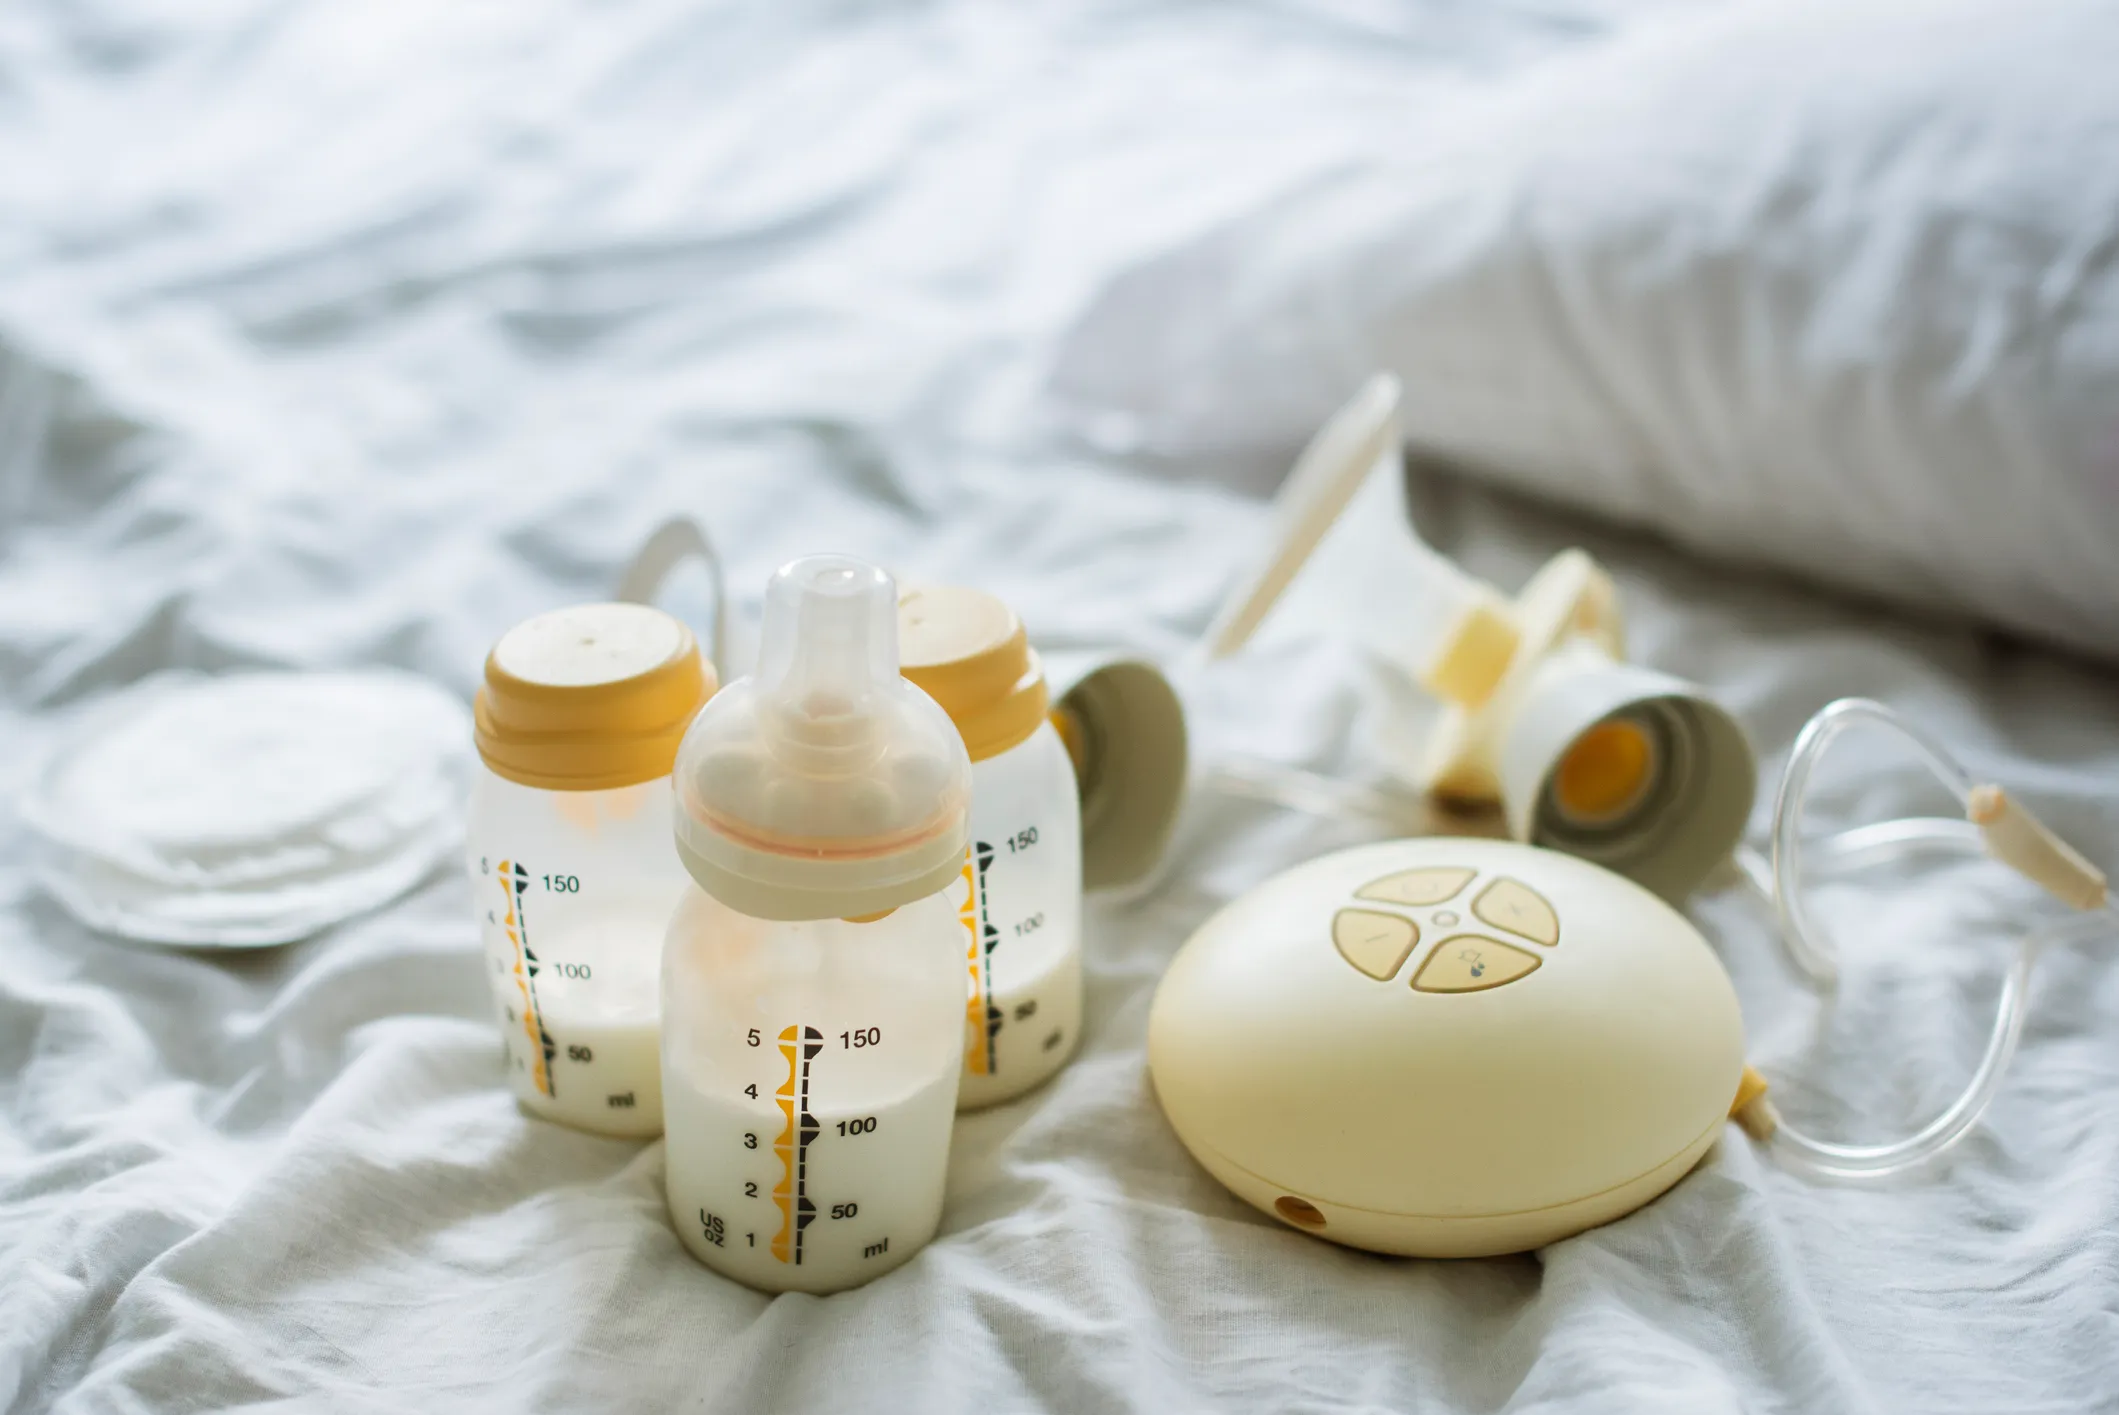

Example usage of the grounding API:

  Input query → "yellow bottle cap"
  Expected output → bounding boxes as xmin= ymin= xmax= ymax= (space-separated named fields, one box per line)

xmin=474 ymin=602 xmax=716 ymax=791
xmin=898 ymin=585 xmax=1050 ymax=763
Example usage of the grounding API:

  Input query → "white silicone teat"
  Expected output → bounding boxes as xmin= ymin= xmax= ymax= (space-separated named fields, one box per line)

xmin=757 ymin=558 xmax=897 ymax=771
xmin=672 ymin=556 xmax=971 ymax=921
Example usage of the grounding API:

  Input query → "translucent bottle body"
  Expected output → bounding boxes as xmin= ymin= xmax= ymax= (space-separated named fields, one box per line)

xmin=467 ymin=766 xmax=691 ymax=1137
xmin=955 ymin=721 xmax=1085 ymax=1109
xmin=661 ymin=887 xmax=965 ymax=1293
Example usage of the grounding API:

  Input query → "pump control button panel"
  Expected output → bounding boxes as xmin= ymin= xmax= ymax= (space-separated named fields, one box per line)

xmin=1472 ymin=878 xmax=1559 ymax=946
xmin=1412 ymin=935 xmax=1542 ymax=993
xmin=1355 ymin=866 xmax=1475 ymax=908
xmin=1333 ymin=909 xmax=1420 ymax=981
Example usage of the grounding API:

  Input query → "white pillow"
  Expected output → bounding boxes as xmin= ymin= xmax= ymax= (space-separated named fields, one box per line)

xmin=1045 ymin=0 xmax=2119 ymax=660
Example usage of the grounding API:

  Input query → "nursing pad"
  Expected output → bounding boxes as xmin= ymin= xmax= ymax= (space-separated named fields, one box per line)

xmin=23 ymin=671 xmax=471 ymax=947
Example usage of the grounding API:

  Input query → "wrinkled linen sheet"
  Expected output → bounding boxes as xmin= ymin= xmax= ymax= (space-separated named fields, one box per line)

xmin=3 ymin=2 xmax=2117 ymax=1411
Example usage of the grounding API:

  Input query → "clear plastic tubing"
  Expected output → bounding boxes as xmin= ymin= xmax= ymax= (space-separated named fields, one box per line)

xmin=662 ymin=555 xmax=973 ymax=1293
xmin=900 ymin=585 xmax=1085 ymax=1110
xmin=1733 ymin=698 xmax=2116 ymax=1180
xmin=468 ymin=602 xmax=716 ymax=1137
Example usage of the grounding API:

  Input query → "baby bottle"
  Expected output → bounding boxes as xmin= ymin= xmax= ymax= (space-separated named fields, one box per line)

xmin=661 ymin=555 xmax=971 ymax=1293
xmin=469 ymin=602 xmax=715 ymax=1137
xmin=899 ymin=586 xmax=1084 ymax=1109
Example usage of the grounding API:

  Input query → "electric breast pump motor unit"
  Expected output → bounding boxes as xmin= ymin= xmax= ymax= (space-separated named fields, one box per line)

xmin=1149 ymin=835 xmax=1748 ymax=1257
xmin=1203 ymin=374 xmax=1757 ymax=903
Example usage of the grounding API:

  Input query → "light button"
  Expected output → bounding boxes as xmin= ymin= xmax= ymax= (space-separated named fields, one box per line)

xmin=1355 ymin=866 xmax=1475 ymax=908
xmin=1473 ymin=877 xmax=1560 ymax=946
xmin=1412 ymin=935 xmax=1541 ymax=993
xmin=1332 ymin=909 xmax=1419 ymax=981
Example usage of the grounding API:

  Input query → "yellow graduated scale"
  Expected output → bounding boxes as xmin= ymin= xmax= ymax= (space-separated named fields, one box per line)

xmin=1148 ymin=837 xmax=1746 ymax=1258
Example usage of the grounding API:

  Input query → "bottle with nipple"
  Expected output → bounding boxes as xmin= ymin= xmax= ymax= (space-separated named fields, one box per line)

xmin=661 ymin=555 xmax=972 ymax=1293
xmin=898 ymin=585 xmax=1084 ymax=1109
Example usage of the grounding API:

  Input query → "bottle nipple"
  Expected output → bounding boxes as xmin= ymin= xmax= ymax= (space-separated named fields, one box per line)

xmin=672 ymin=555 xmax=972 ymax=922
xmin=758 ymin=559 xmax=897 ymax=769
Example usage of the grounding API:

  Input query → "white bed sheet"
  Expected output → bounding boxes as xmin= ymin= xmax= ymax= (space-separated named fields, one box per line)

xmin=4 ymin=3 xmax=2117 ymax=1411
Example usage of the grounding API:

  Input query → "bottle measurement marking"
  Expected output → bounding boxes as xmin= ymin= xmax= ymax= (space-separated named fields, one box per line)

xmin=495 ymin=860 xmax=557 ymax=1098
xmin=771 ymin=1025 xmax=824 ymax=1265
xmin=959 ymin=843 xmax=1002 ymax=1077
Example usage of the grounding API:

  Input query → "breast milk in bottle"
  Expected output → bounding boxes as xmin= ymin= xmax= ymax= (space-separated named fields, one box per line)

xmin=662 ymin=556 xmax=972 ymax=1293
xmin=469 ymin=603 xmax=715 ymax=1137
xmin=899 ymin=586 xmax=1084 ymax=1110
